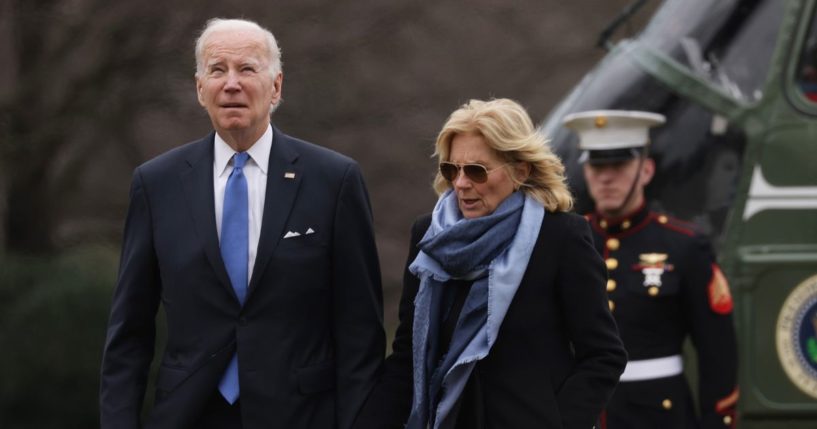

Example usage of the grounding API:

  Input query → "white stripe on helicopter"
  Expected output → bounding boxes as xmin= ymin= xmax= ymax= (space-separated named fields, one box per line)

xmin=743 ymin=165 xmax=817 ymax=220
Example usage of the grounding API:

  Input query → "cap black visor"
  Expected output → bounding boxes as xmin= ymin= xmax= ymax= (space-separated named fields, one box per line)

xmin=585 ymin=148 xmax=642 ymax=165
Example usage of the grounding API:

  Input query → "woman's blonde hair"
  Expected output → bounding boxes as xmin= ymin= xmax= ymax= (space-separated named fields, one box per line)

xmin=432 ymin=98 xmax=573 ymax=212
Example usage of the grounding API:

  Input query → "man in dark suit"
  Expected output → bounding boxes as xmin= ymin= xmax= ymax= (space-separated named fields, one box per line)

xmin=100 ymin=18 xmax=385 ymax=429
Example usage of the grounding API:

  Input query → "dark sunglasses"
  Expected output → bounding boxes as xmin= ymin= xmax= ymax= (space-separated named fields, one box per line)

xmin=439 ymin=161 xmax=508 ymax=183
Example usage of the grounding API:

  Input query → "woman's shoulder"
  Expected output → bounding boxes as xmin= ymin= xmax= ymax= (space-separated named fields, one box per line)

xmin=413 ymin=213 xmax=432 ymax=229
xmin=541 ymin=210 xmax=591 ymax=234
xmin=409 ymin=210 xmax=591 ymax=241
xmin=410 ymin=213 xmax=433 ymax=243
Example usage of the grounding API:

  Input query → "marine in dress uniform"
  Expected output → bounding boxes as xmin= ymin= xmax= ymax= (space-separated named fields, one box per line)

xmin=563 ymin=110 xmax=739 ymax=429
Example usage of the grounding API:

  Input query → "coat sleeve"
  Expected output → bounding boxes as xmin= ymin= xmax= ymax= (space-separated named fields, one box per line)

xmin=353 ymin=216 xmax=429 ymax=429
xmin=331 ymin=162 xmax=387 ymax=429
xmin=555 ymin=214 xmax=628 ymax=428
xmin=99 ymin=169 xmax=161 ymax=429
xmin=683 ymin=238 xmax=738 ymax=429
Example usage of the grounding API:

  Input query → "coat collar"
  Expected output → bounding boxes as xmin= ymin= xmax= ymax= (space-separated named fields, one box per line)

xmin=588 ymin=202 xmax=650 ymax=236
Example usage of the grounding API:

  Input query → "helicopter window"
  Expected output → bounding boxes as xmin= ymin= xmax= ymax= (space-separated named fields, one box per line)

xmin=795 ymin=7 xmax=817 ymax=103
xmin=640 ymin=0 xmax=783 ymax=102
xmin=707 ymin=0 xmax=783 ymax=102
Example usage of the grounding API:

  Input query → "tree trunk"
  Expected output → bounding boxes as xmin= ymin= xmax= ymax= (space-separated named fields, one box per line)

xmin=5 ymin=173 xmax=55 ymax=254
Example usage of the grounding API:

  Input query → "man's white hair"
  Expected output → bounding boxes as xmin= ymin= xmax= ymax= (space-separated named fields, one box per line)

xmin=194 ymin=18 xmax=282 ymax=80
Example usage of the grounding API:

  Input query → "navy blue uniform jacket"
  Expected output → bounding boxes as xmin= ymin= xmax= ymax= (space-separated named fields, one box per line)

xmin=100 ymin=126 xmax=385 ymax=429
xmin=587 ymin=206 xmax=738 ymax=428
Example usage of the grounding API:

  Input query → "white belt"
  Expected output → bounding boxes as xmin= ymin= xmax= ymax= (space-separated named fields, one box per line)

xmin=619 ymin=355 xmax=683 ymax=382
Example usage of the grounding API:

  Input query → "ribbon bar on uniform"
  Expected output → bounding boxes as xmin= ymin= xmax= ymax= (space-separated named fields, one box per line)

xmin=619 ymin=354 xmax=683 ymax=382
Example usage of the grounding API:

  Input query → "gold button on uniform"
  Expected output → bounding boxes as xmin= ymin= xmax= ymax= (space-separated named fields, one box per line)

xmin=608 ymin=300 xmax=615 ymax=311
xmin=658 ymin=215 xmax=668 ymax=224
xmin=607 ymin=279 xmax=617 ymax=292
xmin=606 ymin=258 xmax=618 ymax=270
xmin=600 ymin=220 xmax=608 ymax=229
xmin=723 ymin=415 xmax=732 ymax=425
xmin=662 ymin=398 xmax=672 ymax=410
xmin=606 ymin=238 xmax=620 ymax=250
xmin=621 ymin=220 xmax=631 ymax=230
xmin=648 ymin=286 xmax=659 ymax=296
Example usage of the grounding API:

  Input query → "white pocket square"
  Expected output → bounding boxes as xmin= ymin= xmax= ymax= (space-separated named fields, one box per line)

xmin=284 ymin=227 xmax=315 ymax=239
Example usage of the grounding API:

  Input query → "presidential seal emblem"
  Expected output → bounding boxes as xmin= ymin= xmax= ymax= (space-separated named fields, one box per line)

xmin=776 ymin=274 xmax=817 ymax=399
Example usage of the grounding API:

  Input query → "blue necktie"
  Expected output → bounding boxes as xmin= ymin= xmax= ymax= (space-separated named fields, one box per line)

xmin=218 ymin=151 xmax=249 ymax=404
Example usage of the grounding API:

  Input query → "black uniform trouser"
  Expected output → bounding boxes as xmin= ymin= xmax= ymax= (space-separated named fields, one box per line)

xmin=605 ymin=374 xmax=698 ymax=429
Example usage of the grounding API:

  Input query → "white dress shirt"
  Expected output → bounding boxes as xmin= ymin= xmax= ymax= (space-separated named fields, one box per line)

xmin=214 ymin=125 xmax=272 ymax=283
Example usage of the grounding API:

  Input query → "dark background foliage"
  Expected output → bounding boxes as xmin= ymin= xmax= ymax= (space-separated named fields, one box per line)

xmin=0 ymin=0 xmax=656 ymax=426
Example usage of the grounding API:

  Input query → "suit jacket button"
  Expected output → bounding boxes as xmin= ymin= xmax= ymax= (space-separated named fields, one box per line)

xmin=239 ymin=317 xmax=248 ymax=326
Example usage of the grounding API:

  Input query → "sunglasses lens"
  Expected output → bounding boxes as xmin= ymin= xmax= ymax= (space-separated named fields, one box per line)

xmin=439 ymin=163 xmax=459 ymax=181
xmin=463 ymin=164 xmax=488 ymax=183
xmin=440 ymin=162 xmax=491 ymax=183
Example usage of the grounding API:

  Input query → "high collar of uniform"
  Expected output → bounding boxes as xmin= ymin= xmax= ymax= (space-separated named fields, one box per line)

xmin=590 ymin=202 xmax=649 ymax=235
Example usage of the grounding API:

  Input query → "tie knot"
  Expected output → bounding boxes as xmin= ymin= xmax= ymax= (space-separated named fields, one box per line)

xmin=233 ymin=152 xmax=250 ymax=169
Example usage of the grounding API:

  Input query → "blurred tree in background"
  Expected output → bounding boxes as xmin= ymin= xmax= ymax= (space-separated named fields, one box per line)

xmin=0 ymin=0 xmax=654 ymax=426
xmin=0 ymin=0 xmax=211 ymax=253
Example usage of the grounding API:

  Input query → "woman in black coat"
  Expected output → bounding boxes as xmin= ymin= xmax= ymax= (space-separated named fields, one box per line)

xmin=357 ymin=98 xmax=627 ymax=429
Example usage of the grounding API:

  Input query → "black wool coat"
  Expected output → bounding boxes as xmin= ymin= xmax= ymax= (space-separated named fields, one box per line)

xmin=357 ymin=210 xmax=627 ymax=429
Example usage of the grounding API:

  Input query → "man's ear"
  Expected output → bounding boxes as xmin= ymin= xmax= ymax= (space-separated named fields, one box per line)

xmin=641 ymin=157 xmax=656 ymax=186
xmin=195 ymin=78 xmax=205 ymax=107
xmin=271 ymin=72 xmax=283 ymax=104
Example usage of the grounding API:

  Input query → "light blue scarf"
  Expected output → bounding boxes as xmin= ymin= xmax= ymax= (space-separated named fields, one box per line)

xmin=407 ymin=189 xmax=545 ymax=429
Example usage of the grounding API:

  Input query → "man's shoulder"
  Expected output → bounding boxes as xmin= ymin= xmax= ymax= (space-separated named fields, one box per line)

xmin=276 ymin=129 xmax=356 ymax=170
xmin=137 ymin=133 xmax=213 ymax=176
xmin=642 ymin=212 xmax=716 ymax=260
xmin=647 ymin=211 xmax=706 ymax=240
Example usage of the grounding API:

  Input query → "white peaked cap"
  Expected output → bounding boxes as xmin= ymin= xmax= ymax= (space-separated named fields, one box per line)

xmin=562 ymin=110 xmax=666 ymax=150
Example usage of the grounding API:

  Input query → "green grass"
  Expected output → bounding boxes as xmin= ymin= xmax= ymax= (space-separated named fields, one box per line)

xmin=0 ymin=246 xmax=119 ymax=429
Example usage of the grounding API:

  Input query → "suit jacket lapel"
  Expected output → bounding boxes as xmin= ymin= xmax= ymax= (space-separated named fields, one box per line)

xmin=248 ymin=126 xmax=302 ymax=296
xmin=179 ymin=133 xmax=238 ymax=302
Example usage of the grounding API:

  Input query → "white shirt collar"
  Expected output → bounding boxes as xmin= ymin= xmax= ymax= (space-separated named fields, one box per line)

xmin=214 ymin=124 xmax=273 ymax=177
